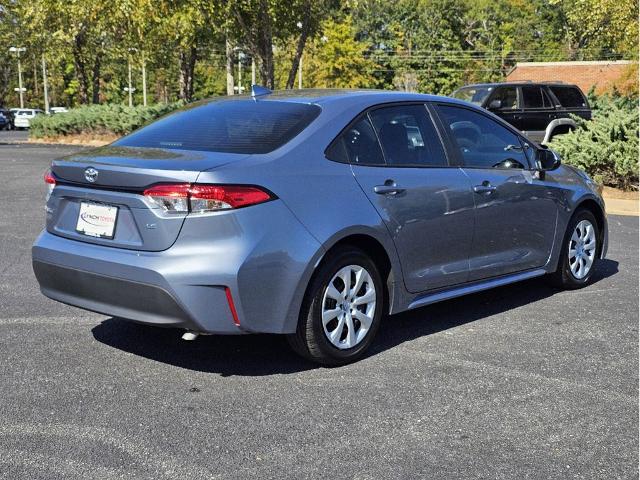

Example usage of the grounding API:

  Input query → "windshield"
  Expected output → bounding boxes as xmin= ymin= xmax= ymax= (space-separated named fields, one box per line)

xmin=452 ymin=86 xmax=494 ymax=106
xmin=115 ymin=99 xmax=321 ymax=154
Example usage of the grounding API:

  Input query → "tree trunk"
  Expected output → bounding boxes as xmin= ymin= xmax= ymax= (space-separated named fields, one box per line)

xmin=225 ymin=36 xmax=234 ymax=95
xmin=91 ymin=51 xmax=102 ymax=104
xmin=257 ymin=0 xmax=275 ymax=88
xmin=285 ymin=1 xmax=311 ymax=89
xmin=178 ymin=45 xmax=197 ymax=102
xmin=72 ymin=34 xmax=89 ymax=105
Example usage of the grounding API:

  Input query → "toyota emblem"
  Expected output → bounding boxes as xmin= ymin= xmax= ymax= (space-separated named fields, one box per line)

xmin=84 ymin=167 xmax=98 ymax=183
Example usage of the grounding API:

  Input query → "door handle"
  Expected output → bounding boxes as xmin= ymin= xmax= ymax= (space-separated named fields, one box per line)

xmin=374 ymin=183 xmax=405 ymax=195
xmin=473 ymin=183 xmax=497 ymax=195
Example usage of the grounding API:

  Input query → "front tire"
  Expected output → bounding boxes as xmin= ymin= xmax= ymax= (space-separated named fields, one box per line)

xmin=287 ymin=247 xmax=384 ymax=366
xmin=548 ymin=209 xmax=599 ymax=289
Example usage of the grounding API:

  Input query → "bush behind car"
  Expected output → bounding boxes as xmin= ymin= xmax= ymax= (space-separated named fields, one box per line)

xmin=29 ymin=102 xmax=183 ymax=138
xmin=548 ymin=94 xmax=638 ymax=190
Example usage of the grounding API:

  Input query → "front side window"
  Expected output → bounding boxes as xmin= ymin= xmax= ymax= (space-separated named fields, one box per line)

xmin=368 ymin=105 xmax=447 ymax=167
xmin=436 ymin=104 xmax=529 ymax=169
xmin=452 ymin=86 xmax=494 ymax=106
xmin=492 ymin=87 xmax=519 ymax=110
xmin=115 ymin=99 xmax=321 ymax=154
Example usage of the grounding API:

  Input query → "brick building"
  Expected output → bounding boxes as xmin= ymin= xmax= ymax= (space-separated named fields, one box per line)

xmin=506 ymin=60 xmax=634 ymax=94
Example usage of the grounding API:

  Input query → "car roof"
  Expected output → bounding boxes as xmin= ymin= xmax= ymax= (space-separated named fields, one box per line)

xmin=228 ymin=88 xmax=471 ymax=108
xmin=456 ymin=82 xmax=579 ymax=89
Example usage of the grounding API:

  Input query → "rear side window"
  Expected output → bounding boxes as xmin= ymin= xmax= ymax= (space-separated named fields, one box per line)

xmin=326 ymin=116 xmax=385 ymax=166
xmin=115 ymin=100 xmax=321 ymax=154
xmin=368 ymin=105 xmax=447 ymax=167
xmin=548 ymin=86 xmax=587 ymax=108
xmin=521 ymin=86 xmax=553 ymax=109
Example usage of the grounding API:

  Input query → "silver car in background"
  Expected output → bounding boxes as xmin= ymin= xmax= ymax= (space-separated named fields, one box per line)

xmin=32 ymin=88 xmax=608 ymax=365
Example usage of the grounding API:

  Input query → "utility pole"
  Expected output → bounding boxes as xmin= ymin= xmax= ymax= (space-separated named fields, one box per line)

xmin=298 ymin=55 xmax=302 ymax=89
xmin=9 ymin=47 xmax=26 ymax=108
xmin=42 ymin=54 xmax=49 ymax=114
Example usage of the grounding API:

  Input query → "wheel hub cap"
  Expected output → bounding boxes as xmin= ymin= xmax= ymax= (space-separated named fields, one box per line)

xmin=321 ymin=265 xmax=376 ymax=350
xmin=568 ymin=219 xmax=596 ymax=280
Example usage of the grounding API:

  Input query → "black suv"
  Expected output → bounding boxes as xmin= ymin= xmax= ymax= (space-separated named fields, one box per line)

xmin=452 ymin=82 xmax=591 ymax=144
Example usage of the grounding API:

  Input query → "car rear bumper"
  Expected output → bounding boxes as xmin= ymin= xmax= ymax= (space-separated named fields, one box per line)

xmin=32 ymin=232 xmax=241 ymax=333
xmin=32 ymin=200 xmax=323 ymax=335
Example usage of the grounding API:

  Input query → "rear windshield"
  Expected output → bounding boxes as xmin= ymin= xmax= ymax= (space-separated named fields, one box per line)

xmin=115 ymin=99 xmax=321 ymax=154
xmin=452 ymin=86 xmax=494 ymax=106
xmin=548 ymin=86 xmax=587 ymax=108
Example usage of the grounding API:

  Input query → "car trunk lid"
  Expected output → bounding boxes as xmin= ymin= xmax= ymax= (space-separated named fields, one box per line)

xmin=47 ymin=146 xmax=248 ymax=251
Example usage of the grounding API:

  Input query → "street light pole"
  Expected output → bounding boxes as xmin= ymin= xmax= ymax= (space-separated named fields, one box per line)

xmin=9 ymin=47 xmax=26 ymax=108
xmin=127 ymin=54 xmax=133 ymax=107
xmin=298 ymin=55 xmax=303 ymax=89
xmin=141 ymin=52 xmax=147 ymax=106
xmin=251 ymin=58 xmax=256 ymax=85
xmin=237 ymin=55 xmax=242 ymax=94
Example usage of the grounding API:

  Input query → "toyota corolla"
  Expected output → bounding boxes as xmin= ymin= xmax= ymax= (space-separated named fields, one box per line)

xmin=32 ymin=87 xmax=607 ymax=365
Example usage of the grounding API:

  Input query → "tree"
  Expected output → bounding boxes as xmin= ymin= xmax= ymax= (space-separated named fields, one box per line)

xmin=304 ymin=16 xmax=378 ymax=88
xmin=227 ymin=0 xmax=334 ymax=89
xmin=551 ymin=0 xmax=639 ymax=59
xmin=19 ymin=0 xmax=117 ymax=104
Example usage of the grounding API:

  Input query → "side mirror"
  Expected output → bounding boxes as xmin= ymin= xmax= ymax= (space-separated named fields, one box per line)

xmin=536 ymin=148 xmax=561 ymax=171
xmin=488 ymin=99 xmax=502 ymax=110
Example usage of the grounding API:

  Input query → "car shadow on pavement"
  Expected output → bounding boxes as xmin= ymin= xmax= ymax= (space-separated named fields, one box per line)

xmin=92 ymin=259 xmax=618 ymax=376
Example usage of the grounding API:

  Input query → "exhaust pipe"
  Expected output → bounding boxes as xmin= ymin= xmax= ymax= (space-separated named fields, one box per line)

xmin=181 ymin=331 xmax=199 ymax=341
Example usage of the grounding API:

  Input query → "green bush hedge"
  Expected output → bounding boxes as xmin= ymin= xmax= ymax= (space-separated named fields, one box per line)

xmin=548 ymin=95 xmax=639 ymax=190
xmin=29 ymin=102 xmax=184 ymax=139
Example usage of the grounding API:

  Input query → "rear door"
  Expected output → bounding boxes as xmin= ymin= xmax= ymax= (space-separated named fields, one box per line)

xmin=332 ymin=103 xmax=475 ymax=293
xmin=519 ymin=85 xmax=556 ymax=143
xmin=433 ymin=103 xmax=558 ymax=281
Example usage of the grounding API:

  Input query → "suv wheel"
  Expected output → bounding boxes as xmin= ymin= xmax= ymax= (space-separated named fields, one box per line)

xmin=287 ymin=247 xmax=383 ymax=366
xmin=548 ymin=209 xmax=599 ymax=289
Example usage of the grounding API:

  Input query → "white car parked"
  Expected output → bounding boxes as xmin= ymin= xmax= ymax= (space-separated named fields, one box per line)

xmin=14 ymin=109 xmax=44 ymax=129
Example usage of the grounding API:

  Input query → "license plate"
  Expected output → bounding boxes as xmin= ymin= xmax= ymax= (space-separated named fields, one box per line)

xmin=76 ymin=202 xmax=118 ymax=239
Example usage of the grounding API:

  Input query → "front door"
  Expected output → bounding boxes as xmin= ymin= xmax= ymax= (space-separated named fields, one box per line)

xmin=486 ymin=85 xmax=524 ymax=131
xmin=434 ymin=103 xmax=558 ymax=281
xmin=341 ymin=104 xmax=475 ymax=293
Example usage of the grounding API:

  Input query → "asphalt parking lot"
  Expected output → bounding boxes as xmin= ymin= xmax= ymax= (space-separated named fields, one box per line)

xmin=0 ymin=138 xmax=637 ymax=479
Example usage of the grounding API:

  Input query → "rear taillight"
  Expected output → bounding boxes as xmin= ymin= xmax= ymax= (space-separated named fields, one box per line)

xmin=44 ymin=170 xmax=56 ymax=185
xmin=143 ymin=183 xmax=274 ymax=214
xmin=44 ymin=170 xmax=56 ymax=199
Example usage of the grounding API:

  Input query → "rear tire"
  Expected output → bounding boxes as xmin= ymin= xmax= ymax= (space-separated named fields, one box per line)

xmin=547 ymin=209 xmax=599 ymax=289
xmin=287 ymin=247 xmax=384 ymax=366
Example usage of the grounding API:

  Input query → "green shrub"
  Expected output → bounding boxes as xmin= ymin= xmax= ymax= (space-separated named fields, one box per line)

xmin=548 ymin=95 xmax=639 ymax=190
xmin=29 ymin=102 xmax=184 ymax=139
